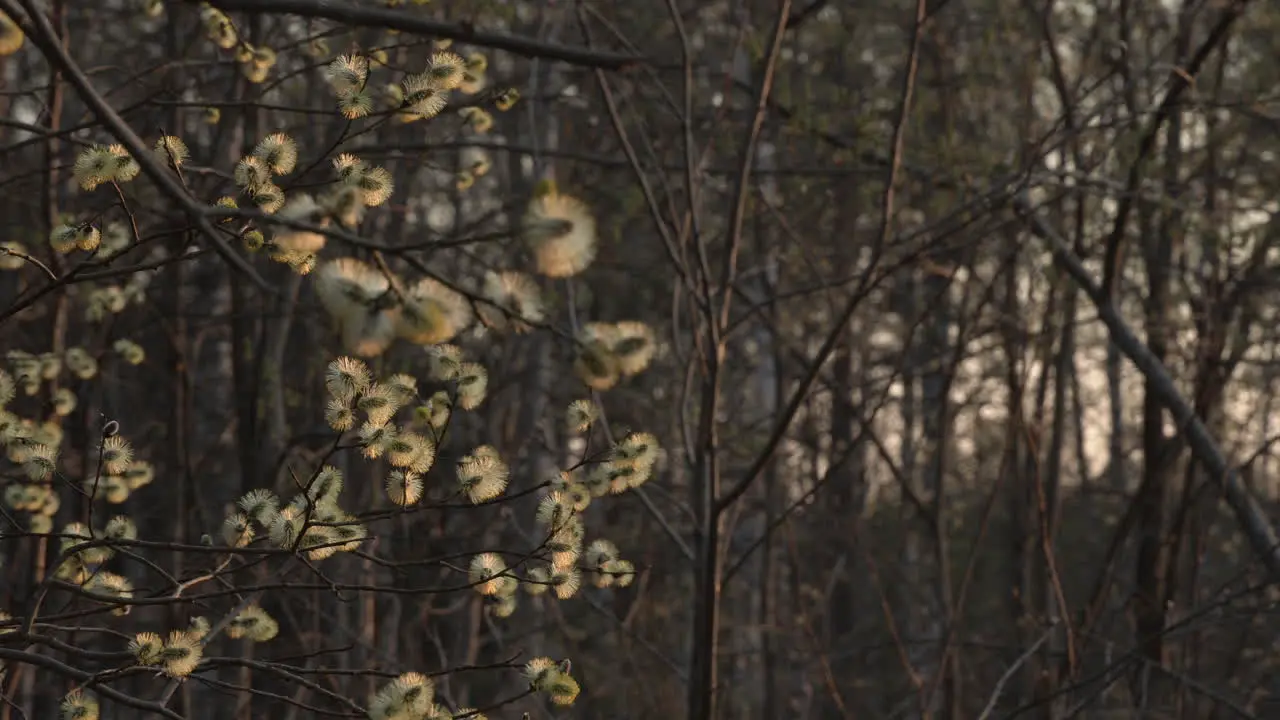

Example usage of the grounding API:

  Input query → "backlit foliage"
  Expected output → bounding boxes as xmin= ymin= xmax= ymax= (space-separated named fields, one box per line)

xmin=0 ymin=10 xmax=23 ymax=56
xmin=571 ymin=320 xmax=658 ymax=390
xmin=522 ymin=190 xmax=599 ymax=278
xmin=1 ymin=333 xmax=652 ymax=709
xmin=524 ymin=657 xmax=581 ymax=706
xmin=0 ymin=7 xmax=663 ymax=718
xmin=478 ymin=270 xmax=545 ymax=332
xmin=59 ymin=689 xmax=99 ymax=720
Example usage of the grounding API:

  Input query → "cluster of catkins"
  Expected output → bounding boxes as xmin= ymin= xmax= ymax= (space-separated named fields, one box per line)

xmin=200 ymin=3 xmax=277 ymax=82
xmin=365 ymin=656 xmax=579 ymax=720
xmin=463 ymin=400 xmax=651 ymax=625
xmin=0 ymin=353 xmax=154 ymax=515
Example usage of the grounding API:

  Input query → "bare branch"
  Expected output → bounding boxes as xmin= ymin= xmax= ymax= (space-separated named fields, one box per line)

xmin=1015 ymin=190 xmax=1280 ymax=581
xmin=202 ymin=0 xmax=646 ymax=70
xmin=0 ymin=648 xmax=184 ymax=720
xmin=1098 ymin=0 xmax=1255 ymax=297
xmin=716 ymin=0 xmax=930 ymax=514
xmin=976 ymin=627 xmax=1054 ymax=720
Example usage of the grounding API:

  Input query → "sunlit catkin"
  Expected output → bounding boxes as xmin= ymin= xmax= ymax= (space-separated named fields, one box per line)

xmin=234 ymin=156 xmax=271 ymax=192
xmin=573 ymin=339 xmax=620 ymax=391
xmin=457 ymin=446 xmax=508 ymax=503
xmin=159 ymin=630 xmax=203 ymax=678
xmin=221 ymin=512 xmax=254 ymax=547
xmin=424 ymin=51 xmax=466 ymax=90
xmin=611 ymin=321 xmax=658 ymax=375
xmin=395 ymin=277 xmax=472 ymax=345
xmin=315 ymin=259 xmax=396 ymax=356
xmin=325 ymin=356 xmax=372 ymax=401
xmin=455 ymin=362 xmax=488 ymax=410
xmin=226 ymin=606 xmax=279 ymax=642
xmin=479 ymin=271 xmax=544 ymax=332
xmin=0 ymin=11 xmax=24 ymax=55
xmin=469 ymin=553 xmax=509 ymax=595
xmin=325 ymin=54 xmax=368 ymax=92
xmin=60 ymin=689 xmax=99 ymax=720
xmin=252 ymin=133 xmax=298 ymax=175
xmin=101 ymin=436 xmax=133 ymax=474
xmin=386 ymin=470 xmax=424 ymax=506
xmin=425 ymin=344 xmax=465 ymax=381
xmin=565 ymin=399 xmax=597 ymax=432
xmin=522 ymin=192 xmax=598 ymax=278
xmin=369 ymin=672 xmax=434 ymax=720
xmin=73 ymin=146 xmax=118 ymax=190
xmin=200 ymin=5 xmax=237 ymax=48
xmin=154 ymin=135 xmax=189 ymax=167
xmin=400 ymin=73 xmax=449 ymax=121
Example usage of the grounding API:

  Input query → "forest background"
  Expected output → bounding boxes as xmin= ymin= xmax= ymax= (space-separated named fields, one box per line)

xmin=2 ymin=0 xmax=1280 ymax=719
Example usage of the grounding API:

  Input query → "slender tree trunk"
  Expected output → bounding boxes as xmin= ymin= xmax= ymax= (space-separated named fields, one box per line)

xmin=819 ymin=184 xmax=867 ymax=720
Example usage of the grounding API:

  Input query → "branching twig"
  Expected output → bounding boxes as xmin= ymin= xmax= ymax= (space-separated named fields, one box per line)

xmin=1097 ymin=0 xmax=1255 ymax=297
xmin=976 ymin=628 xmax=1054 ymax=720
xmin=5 ymin=0 xmax=272 ymax=291
xmin=201 ymin=0 xmax=644 ymax=69
xmin=0 ymin=246 xmax=56 ymax=281
xmin=1015 ymin=191 xmax=1280 ymax=581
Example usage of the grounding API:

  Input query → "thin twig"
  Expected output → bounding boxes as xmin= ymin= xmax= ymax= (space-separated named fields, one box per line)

xmin=5 ymin=0 xmax=272 ymax=291
xmin=0 ymin=246 xmax=56 ymax=281
xmin=976 ymin=628 xmax=1054 ymax=720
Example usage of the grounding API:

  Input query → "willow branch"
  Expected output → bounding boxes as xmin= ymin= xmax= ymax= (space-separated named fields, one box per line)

xmin=8 ymin=0 xmax=271 ymax=291
xmin=202 ymin=0 xmax=645 ymax=69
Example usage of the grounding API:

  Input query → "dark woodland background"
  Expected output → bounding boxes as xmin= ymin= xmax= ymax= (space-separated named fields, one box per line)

xmin=3 ymin=0 xmax=1280 ymax=718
